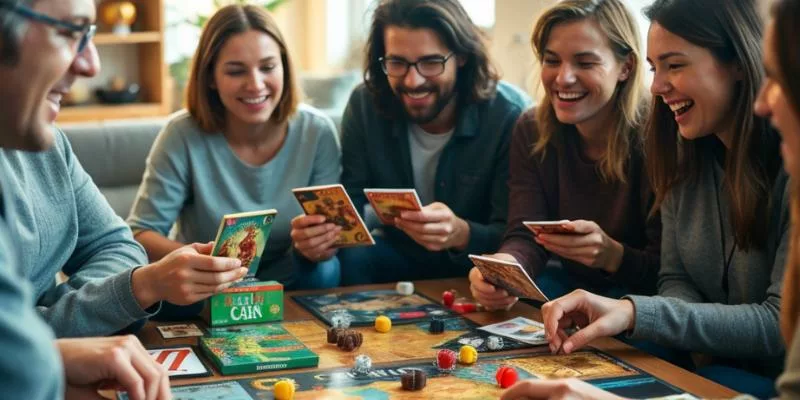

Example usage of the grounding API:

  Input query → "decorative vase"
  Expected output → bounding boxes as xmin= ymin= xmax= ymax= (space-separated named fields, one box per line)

xmin=100 ymin=1 xmax=137 ymax=35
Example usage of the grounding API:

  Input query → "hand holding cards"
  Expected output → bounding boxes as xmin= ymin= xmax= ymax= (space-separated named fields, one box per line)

xmin=210 ymin=209 xmax=278 ymax=276
xmin=293 ymin=184 xmax=374 ymax=247
xmin=469 ymin=254 xmax=549 ymax=303
xmin=364 ymin=188 xmax=423 ymax=225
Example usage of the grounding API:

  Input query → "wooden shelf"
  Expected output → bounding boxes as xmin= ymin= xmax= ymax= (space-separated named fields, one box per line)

xmin=57 ymin=102 xmax=167 ymax=122
xmin=93 ymin=31 xmax=161 ymax=45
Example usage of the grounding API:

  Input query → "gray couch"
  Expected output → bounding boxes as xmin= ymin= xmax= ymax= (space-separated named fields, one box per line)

xmin=62 ymin=106 xmax=347 ymax=219
xmin=62 ymin=118 xmax=167 ymax=218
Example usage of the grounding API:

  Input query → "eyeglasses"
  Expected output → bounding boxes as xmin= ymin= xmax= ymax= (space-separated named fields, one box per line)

xmin=1 ymin=3 xmax=96 ymax=53
xmin=379 ymin=52 xmax=455 ymax=78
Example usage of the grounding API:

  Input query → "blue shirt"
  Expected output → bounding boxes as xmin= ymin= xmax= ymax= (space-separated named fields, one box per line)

xmin=127 ymin=104 xmax=341 ymax=282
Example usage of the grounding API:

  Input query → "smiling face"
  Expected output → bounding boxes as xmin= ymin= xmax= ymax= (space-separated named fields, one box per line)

xmin=383 ymin=26 xmax=462 ymax=132
xmin=0 ymin=0 xmax=97 ymax=151
xmin=540 ymin=19 xmax=630 ymax=131
xmin=212 ymin=29 xmax=284 ymax=129
xmin=647 ymin=22 xmax=741 ymax=144
xmin=755 ymin=21 xmax=800 ymax=177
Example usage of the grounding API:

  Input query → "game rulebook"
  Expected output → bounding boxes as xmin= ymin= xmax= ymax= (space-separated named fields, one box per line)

xmin=200 ymin=323 xmax=319 ymax=375
xmin=211 ymin=209 xmax=278 ymax=275
xmin=363 ymin=188 xmax=423 ymax=225
xmin=292 ymin=184 xmax=374 ymax=247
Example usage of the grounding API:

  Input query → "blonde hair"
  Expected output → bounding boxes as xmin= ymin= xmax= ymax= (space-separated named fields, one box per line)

xmin=530 ymin=0 xmax=648 ymax=182
xmin=186 ymin=4 xmax=301 ymax=133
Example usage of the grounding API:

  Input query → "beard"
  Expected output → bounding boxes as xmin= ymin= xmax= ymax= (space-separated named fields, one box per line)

xmin=396 ymin=82 xmax=457 ymax=125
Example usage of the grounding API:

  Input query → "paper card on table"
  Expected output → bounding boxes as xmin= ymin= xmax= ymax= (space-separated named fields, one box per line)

xmin=363 ymin=188 xmax=423 ymax=225
xmin=469 ymin=254 xmax=549 ymax=302
xmin=478 ymin=316 xmax=548 ymax=345
xmin=157 ymin=323 xmax=204 ymax=339
xmin=292 ymin=184 xmax=374 ymax=247
xmin=147 ymin=346 xmax=211 ymax=379
xmin=210 ymin=209 xmax=278 ymax=276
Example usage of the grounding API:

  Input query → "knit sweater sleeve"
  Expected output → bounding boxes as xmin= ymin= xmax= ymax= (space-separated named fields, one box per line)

xmin=36 ymin=130 xmax=154 ymax=337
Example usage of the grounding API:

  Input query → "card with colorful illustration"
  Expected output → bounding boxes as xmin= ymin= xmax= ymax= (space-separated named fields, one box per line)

xmin=156 ymin=323 xmax=204 ymax=339
xmin=524 ymin=220 xmax=576 ymax=235
xmin=147 ymin=346 xmax=212 ymax=379
xmin=363 ymin=188 xmax=423 ymax=225
xmin=118 ymin=380 xmax=252 ymax=400
xmin=211 ymin=209 xmax=278 ymax=276
xmin=478 ymin=317 xmax=548 ymax=345
xmin=469 ymin=254 xmax=549 ymax=302
xmin=292 ymin=184 xmax=374 ymax=247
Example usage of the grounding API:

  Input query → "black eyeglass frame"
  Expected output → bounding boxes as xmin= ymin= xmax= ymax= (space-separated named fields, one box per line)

xmin=378 ymin=52 xmax=456 ymax=78
xmin=1 ymin=2 xmax=96 ymax=53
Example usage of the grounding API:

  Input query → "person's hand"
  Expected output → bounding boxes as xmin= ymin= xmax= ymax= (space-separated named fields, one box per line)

xmin=534 ymin=220 xmax=624 ymax=273
xmin=58 ymin=335 xmax=171 ymax=400
xmin=290 ymin=214 xmax=341 ymax=262
xmin=395 ymin=202 xmax=470 ymax=251
xmin=501 ymin=378 xmax=624 ymax=400
xmin=468 ymin=253 xmax=519 ymax=310
xmin=132 ymin=242 xmax=247 ymax=308
xmin=541 ymin=290 xmax=635 ymax=354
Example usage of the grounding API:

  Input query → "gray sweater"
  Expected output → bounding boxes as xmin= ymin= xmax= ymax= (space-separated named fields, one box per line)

xmin=0 ymin=130 xmax=153 ymax=337
xmin=0 ymin=173 xmax=63 ymax=399
xmin=627 ymin=158 xmax=788 ymax=375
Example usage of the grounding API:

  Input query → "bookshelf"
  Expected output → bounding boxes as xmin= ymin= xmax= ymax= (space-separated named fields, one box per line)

xmin=58 ymin=0 xmax=171 ymax=123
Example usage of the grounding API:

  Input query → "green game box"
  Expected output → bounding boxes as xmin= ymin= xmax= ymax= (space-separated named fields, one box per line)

xmin=205 ymin=279 xmax=284 ymax=327
xmin=200 ymin=323 xmax=319 ymax=375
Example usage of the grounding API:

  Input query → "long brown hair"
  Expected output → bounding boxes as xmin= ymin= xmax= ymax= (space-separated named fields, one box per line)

xmin=643 ymin=0 xmax=780 ymax=251
xmin=363 ymin=0 xmax=499 ymax=119
xmin=186 ymin=4 xmax=301 ymax=133
xmin=530 ymin=0 xmax=648 ymax=183
xmin=771 ymin=0 xmax=800 ymax=345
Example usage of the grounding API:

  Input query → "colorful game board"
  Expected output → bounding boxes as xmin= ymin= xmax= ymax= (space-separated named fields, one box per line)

xmin=280 ymin=317 xmax=529 ymax=370
xmin=152 ymin=350 xmax=691 ymax=399
xmin=292 ymin=290 xmax=456 ymax=326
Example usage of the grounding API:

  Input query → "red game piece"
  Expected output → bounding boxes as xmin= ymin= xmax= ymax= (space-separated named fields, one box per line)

xmin=495 ymin=366 xmax=518 ymax=388
xmin=451 ymin=302 xmax=477 ymax=313
xmin=442 ymin=290 xmax=456 ymax=307
xmin=435 ymin=349 xmax=457 ymax=371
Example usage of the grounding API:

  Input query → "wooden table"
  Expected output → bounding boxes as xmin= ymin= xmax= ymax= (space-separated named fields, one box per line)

xmin=140 ymin=278 xmax=738 ymax=398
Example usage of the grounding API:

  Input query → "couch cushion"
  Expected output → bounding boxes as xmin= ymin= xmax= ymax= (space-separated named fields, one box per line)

xmin=61 ymin=118 xmax=166 ymax=217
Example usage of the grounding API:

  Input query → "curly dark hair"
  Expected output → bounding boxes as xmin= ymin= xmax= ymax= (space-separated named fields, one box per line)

xmin=363 ymin=0 xmax=499 ymax=119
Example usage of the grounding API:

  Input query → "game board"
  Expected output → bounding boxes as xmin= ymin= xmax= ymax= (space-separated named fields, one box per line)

xmin=282 ymin=317 xmax=511 ymax=369
xmin=152 ymin=349 xmax=691 ymax=399
xmin=292 ymin=290 xmax=456 ymax=326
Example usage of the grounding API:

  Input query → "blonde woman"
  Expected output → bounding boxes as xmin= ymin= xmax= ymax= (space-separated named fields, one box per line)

xmin=470 ymin=0 xmax=658 ymax=308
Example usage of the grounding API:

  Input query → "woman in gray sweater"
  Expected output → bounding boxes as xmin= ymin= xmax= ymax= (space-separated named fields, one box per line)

xmin=526 ymin=0 xmax=786 ymax=397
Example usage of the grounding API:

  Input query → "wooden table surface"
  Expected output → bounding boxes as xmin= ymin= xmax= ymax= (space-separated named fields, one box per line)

xmin=140 ymin=278 xmax=738 ymax=398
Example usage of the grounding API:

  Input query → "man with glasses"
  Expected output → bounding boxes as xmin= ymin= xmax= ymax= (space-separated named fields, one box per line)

xmin=0 ymin=0 xmax=246 ymax=344
xmin=0 ymin=0 xmax=171 ymax=398
xmin=290 ymin=0 xmax=530 ymax=284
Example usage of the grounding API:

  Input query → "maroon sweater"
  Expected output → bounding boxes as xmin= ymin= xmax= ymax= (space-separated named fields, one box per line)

xmin=500 ymin=109 xmax=661 ymax=295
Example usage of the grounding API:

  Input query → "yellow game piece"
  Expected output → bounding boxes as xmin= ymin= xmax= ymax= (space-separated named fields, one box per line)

xmin=459 ymin=345 xmax=478 ymax=365
xmin=273 ymin=379 xmax=295 ymax=400
xmin=374 ymin=315 xmax=392 ymax=333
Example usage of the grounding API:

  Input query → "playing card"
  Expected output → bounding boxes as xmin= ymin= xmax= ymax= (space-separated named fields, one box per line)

xmin=469 ymin=254 xmax=549 ymax=302
xmin=157 ymin=323 xmax=204 ymax=339
xmin=363 ymin=188 xmax=423 ymax=225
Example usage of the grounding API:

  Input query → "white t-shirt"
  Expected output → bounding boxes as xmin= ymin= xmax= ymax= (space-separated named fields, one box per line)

xmin=408 ymin=124 xmax=454 ymax=205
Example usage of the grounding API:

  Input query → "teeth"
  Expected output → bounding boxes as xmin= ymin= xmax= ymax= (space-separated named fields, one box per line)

xmin=47 ymin=93 xmax=62 ymax=105
xmin=406 ymin=92 xmax=430 ymax=99
xmin=557 ymin=91 xmax=586 ymax=100
xmin=667 ymin=100 xmax=694 ymax=112
xmin=241 ymin=96 xmax=267 ymax=104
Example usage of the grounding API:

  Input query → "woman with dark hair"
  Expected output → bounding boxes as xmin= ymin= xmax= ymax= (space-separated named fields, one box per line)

xmin=127 ymin=4 xmax=342 ymax=306
xmin=469 ymin=0 xmax=660 ymax=310
xmin=527 ymin=0 xmax=787 ymax=397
